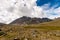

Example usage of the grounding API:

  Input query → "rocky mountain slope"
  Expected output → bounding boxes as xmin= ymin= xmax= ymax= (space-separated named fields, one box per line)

xmin=10 ymin=16 xmax=52 ymax=25
xmin=0 ymin=17 xmax=60 ymax=40
xmin=39 ymin=17 xmax=60 ymax=26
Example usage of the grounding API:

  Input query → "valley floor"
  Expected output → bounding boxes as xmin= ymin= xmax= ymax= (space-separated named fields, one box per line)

xmin=0 ymin=25 xmax=60 ymax=40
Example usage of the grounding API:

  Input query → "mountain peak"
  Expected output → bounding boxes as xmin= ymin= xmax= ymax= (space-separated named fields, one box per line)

xmin=10 ymin=16 xmax=52 ymax=25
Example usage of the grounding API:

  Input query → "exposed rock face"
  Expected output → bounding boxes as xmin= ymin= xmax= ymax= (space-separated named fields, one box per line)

xmin=10 ymin=16 xmax=52 ymax=25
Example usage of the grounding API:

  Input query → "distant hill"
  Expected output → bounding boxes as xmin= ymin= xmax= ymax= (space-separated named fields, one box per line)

xmin=39 ymin=18 xmax=60 ymax=26
xmin=0 ymin=23 xmax=6 ymax=27
xmin=10 ymin=16 xmax=52 ymax=25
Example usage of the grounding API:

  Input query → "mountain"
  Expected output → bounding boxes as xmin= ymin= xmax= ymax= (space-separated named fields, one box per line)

xmin=39 ymin=17 xmax=60 ymax=26
xmin=10 ymin=16 xmax=52 ymax=25
xmin=0 ymin=23 xmax=6 ymax=27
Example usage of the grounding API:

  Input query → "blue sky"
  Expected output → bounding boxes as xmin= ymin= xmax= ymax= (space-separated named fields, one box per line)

xmin=36 ymin=0 xmax=60 ymax=8
xmin=35 ymin=0 xmax=60 ymax=19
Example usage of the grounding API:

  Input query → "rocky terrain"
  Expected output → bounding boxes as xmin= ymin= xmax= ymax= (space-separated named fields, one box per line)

xmin=10 ymin=16 xmax=52 ymax=25
xmin=0 ymin=25 xmax=60 ymax=40
xmin=0 ymin=17 xmax=60 ymax=40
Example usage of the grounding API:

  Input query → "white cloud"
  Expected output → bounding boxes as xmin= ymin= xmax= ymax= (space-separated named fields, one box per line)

xmin=54 ymin=7 xmax=60 ymax=14
xmin=32 ymin=3 xmax=60 ymax=19
xmin=0 ymin=0 xmax=37 ymax=24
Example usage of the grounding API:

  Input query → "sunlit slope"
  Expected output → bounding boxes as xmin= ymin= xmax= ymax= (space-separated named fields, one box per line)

xmin=23 ymin=19 xmax=60 ymax=30
xmin=0 ymin=21 xmax=60 ymax=40
xmin=37 ymin=19 xmax=60 ymax=26
xmin=0 ymin=24 xmax=60 ymax=40
xmin=0 ymin=19 xmax=60 ymax=31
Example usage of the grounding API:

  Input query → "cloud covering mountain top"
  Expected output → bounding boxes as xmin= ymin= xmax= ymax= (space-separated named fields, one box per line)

xmin=0 ymin=0 xmax=60 ymax=24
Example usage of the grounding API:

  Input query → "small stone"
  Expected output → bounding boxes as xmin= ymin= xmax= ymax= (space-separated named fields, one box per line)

xmin=14 ymin=38 xmax=20 ymax=40
xmin=0 ymin=29 xmax=2 ymax=31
